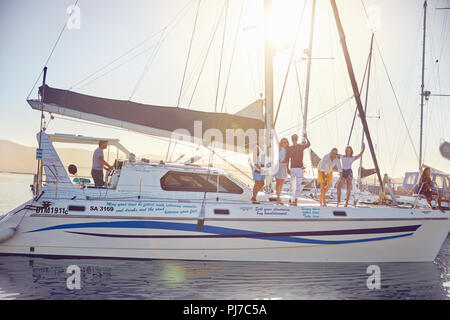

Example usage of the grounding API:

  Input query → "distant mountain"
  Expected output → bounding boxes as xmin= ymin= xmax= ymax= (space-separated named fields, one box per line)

xmin=0 ymin=140 xmax=178 ymax=177
xmin=0 ymin=140 xmax=95 ymax=176
xmin=0 ymin=140 xmax=37 ymax=174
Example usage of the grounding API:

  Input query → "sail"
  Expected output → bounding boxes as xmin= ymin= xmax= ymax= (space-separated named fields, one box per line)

xmin=360 ymin=167 xmax=377 ymax=178
xmin=310 ymin=149 xmax=321 ymax=168
xmin=29 ymin=85 xmax=265 ymax=152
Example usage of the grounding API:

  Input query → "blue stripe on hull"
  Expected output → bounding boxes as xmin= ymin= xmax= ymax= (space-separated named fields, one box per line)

xmin=27 ymin=221 xmax=420 ymax=245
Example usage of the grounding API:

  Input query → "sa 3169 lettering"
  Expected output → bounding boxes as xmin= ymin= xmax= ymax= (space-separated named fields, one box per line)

xmin=90 ymin=206 xmax=114 ymax=212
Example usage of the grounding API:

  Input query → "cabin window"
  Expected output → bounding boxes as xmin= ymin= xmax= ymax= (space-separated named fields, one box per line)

xmin=435 ymin=176 xmax=444 ymax=189
xmin=160 ymin=171 xmax=243 ymax=194
xmin=405 ymin=173 xmax=417 ymax=186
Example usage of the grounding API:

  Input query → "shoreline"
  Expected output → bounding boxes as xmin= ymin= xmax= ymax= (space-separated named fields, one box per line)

xmin=0 ymin=171 xmax=34 ymax=175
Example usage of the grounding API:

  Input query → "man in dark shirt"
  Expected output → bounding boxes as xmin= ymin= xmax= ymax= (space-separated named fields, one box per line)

xmin=286 ymin=133 xmax=311 ymax=206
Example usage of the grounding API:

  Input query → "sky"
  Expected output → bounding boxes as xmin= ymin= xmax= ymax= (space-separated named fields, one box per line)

xmin=0 ymin=0 xmax=449 ymax=179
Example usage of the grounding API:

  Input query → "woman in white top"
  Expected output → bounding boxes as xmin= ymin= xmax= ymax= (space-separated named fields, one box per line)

xmin=336 ymin=143 xmax=365 ymax=207
xmin=274 ymin=138 xmax=290 ymax=204
xmin=251 ymin=138 xmax=266 ymax=203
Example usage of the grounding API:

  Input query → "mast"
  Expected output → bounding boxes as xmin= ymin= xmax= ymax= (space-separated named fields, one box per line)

xmin=302 ymin=0 xmax=317 ymax=139
xmin=358 ymin=33 xmax=374 ymax=188
xmin=419 ymin=0 xmax=427 ymax=170
xmin=264 ymin=0 xmax=274 ymax=192
xmin=35 ymin=66 xmax=48 ymax=196
xmin=330 ymin=0 xmax=384 ymax=193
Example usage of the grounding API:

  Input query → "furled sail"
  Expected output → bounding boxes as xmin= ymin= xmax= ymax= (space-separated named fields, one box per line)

xmin=28 ymin=85 xmax=265 ymax=152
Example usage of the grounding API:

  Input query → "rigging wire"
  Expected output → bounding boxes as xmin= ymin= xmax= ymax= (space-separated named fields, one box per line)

xmin=69 ymin=0 xmax=195 ymax=91
xmin=75 ymin=42 xmax=161 ymax=91
xmin=276 ymin=95 xmax=354 ymax=137
xmin=220 ymin=0 xmax=246 ymax=113
xmin=214 ymin=0 xmax=229 ymax=113
xmin=27 ymin=0 xmax=80 ymax=99
xmin=69 ymin=31 xmax=165 ymax=91
xmin=128 ymin=31 xmax=166 ymax=101
xmin=293 ymin=61 xmax=304 ymax=121
xmin=374 ymin=38 xmax=420 ymax=164
xmin=273 ymin=0 xmax=308 ymax=126
xmin=167 ymin=0 xmax=227 ymax=162
xmin=346 ymin=38 xmax=372 ymax=146
xmin=360 ymin=0 xmax=420 ymax=164
xmin=177 ymin=0 xmax=202 ymax=108
xmin=188 ymin=0 xmax=228 ymax=107
xmin=197 ymin=0 xmax=230 ymax=229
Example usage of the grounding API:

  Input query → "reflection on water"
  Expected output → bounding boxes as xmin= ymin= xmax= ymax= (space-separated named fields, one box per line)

xmin=0 ymin=172 xmax=449 ymax=299
xmin=0 ymin=237 xmax=449 ymax=300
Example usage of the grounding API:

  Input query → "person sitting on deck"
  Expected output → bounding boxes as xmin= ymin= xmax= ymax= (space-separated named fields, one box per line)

xmin=91 ymin=140 xmax=113 ymax=187
xmin=336 ymin=143 xmax=365 ymax=207
xmin=317 ymin=148 xmax=342 ymax=206
xmin=417 ymin=167 xmax=444 ymax=213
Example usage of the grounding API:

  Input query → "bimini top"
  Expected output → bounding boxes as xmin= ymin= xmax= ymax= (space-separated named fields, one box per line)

xmin=47 ymin=133 xmax=131 ymax=157
xmin=29 ymin=85 xmax=265 ymax=152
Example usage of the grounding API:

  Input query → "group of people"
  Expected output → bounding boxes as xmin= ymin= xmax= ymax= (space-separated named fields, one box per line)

xmin=251 ymin=133 xmax=365 ymax=207
xmin=90 ymin=137 xmax=445 ymax=212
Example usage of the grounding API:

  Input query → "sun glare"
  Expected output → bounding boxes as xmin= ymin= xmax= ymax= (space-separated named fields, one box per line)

xmin=269 ymin=0 xmax=301 ymax=52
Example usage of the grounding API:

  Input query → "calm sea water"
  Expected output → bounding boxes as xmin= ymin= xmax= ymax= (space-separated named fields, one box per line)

xmin=0 ymin=173 xmax=449 ymax=300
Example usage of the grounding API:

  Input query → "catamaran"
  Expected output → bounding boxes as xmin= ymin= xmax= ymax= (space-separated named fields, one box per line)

xmin=0 ymin=0 xmax=449 ymax=262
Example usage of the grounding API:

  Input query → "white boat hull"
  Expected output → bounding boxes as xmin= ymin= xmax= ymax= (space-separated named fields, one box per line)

xmin=1 ymin=199 xmax=449 ymax=262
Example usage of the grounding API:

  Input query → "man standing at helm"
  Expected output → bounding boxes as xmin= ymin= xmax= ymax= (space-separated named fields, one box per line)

xmin=286 ymin=133 xmax=311 ymax=206
xmin=91 ymin=140 xmax=113 ymax=187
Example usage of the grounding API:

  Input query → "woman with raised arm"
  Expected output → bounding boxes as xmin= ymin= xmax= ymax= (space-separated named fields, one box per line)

xmin=336 ymin=143 xmax=365 ymax=207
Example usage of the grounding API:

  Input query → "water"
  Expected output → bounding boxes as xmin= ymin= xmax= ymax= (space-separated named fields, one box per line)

xmin=0 ymin=173 xmax=449 ymax=300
